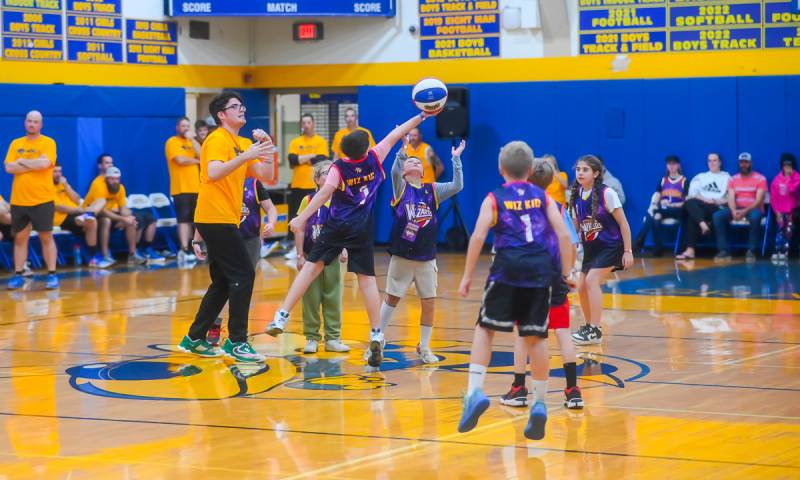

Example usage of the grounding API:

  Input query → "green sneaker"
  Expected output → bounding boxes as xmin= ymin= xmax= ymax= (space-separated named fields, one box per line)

xmin=222 ymin=338 xmax=265 ymax=363
xmin=177 ymin=335 xmax=220 ymax=357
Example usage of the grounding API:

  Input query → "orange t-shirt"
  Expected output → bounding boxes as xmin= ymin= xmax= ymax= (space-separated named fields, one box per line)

xmin=4 ymin=135 xmax=57 ymax=206
xmin=194 ymin=128 xmax=258 ymax=225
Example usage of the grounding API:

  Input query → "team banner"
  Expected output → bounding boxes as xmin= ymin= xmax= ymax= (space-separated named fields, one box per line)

xmin=419 ymin=0 xmax=500 ymax=60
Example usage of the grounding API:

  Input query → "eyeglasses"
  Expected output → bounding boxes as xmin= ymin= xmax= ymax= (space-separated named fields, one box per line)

xmin=224 ymin=103 xmax=246 ymax=112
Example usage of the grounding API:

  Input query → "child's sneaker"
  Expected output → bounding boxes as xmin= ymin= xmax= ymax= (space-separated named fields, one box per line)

xmin=367 ymin=330 xmax=384 ymax=367
xmin=572 ymin=324 xmax=602 ymax=345
xmin=564 ymin=386 xmax=584 ymax=409
xmin=499 ymin=384 xmax=528 ymax=407
xmin=266 ymin=310 xmax=289 ymax=336
xmin=416 ymin=344 xmax=439 ymax=364
xmin=206 ymin=318 xmax=223 ymax=347
xmin=524 ymin=401 xmax=548 ymax=440
xmin=458 ymin=389 xmax=490 ymax=433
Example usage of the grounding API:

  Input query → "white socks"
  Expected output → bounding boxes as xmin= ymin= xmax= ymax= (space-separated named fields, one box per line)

xmin=379 ymin=302 xmax=395 ymax=334
xmin=532 ymin=379 xmax=548 ymax=404
xmin=420 ymin=325 xmax=432 ymax=348
xmin=467 ymin=363 xmax=487 ymax=395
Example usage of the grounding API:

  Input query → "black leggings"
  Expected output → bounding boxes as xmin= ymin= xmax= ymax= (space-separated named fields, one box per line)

xmin=684 ymin=198 xmax=719 ymax=248
xmin=188 ymin=223 xmax=255 ymax=343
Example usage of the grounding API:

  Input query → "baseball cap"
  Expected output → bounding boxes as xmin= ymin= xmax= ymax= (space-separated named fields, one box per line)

xmin=105 ymin=166 xmax=121 ymax=178
xmin=665 ymin=155 xmax=680 ymax=164
xmin=738 ymin=152 xmax=752 ymax=162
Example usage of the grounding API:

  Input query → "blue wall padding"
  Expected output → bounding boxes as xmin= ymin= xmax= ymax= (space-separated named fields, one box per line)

xmin=360 ymin=76 xmax=799 ymax=243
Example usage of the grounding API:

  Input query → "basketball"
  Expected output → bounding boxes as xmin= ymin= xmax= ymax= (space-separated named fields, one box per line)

xmin=412 ymin=78 xmax=448 ymax=114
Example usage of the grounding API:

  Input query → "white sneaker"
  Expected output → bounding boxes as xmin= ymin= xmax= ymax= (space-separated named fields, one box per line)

xmin=325 ymin=339 xmax=351 ymax=352
xmin=303 ymin=339 xmax=318 ymax=354
xmin=283 ymin=249 xmax=298 ymax=260
xmin=366 ymin=330 xmax=384 ymax=367
xmin=266 ymin=311 xmax=289 ymax=336
xmin=416 ymin=344 xmax=439 ymax=364
xmin=261 ymin=241 xmax=280 ymax=258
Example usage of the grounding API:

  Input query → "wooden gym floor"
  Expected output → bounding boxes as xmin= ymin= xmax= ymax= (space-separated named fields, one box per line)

xmin=0 ymin=253 xmax=798 ymax=479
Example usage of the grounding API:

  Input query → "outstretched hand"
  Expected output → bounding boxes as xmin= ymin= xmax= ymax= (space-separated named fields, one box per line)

xmin=452 ymin=139 xmax=466 ymax=157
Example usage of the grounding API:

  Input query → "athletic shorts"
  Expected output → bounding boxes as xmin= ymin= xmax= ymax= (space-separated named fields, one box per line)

xmin=477 ymin=281 xmax=550 ymax=338
xmin=60 ymin=213 xmax=85 ymax=236
xmin=306 ymin=225 xmax=375 ymax=276
xmin=132 ymin=209 xmax=156 ymax=230
xmin=11 ymin=201 xmax=54 ymax=233
xmin=385 ymin=256 xmax=438 ymax=299
xmin=173 ymin=193 xmax=198 ymax=224
xmin=581 ymin=242 xmax=623 ymax=274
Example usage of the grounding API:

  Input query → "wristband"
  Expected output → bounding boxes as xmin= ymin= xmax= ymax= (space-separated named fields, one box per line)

xmin=624 ymin=249 xmax=633 ymax=253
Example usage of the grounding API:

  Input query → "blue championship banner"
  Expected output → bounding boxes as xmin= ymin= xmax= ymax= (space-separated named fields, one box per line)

xmin=65 ymin=0 xmax=122 ymax=63
xmin=166 ymin=0 xmax=395 ymax=17
xmin=67 ymin=38 xmax=122 ymax=61
xmin=420 ymin=0 xmax=500 ymax=60
xmin=126 ymin=19 xmax=178 ymax=65
xmin=1 ymin=0 xmax=63 ymax=60
xmin=66 ymin=0 xmax=120 ymax=15
xmin=580 ymin=0 xmax=800 ymax=54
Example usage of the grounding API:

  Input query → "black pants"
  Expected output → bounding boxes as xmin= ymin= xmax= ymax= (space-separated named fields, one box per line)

xmin=287 ymin=188 xmax=315 ymax=241
xmin=189 ymin=223 xmax=255 ymax=343
xmin=634 ymin=207 xmax=683 ymax=252
xmin=684 ymin=199 xmax=719 ymax=248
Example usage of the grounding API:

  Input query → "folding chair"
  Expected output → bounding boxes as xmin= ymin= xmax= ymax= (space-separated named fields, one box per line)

xmin=148 ymin=193 xmax=178 ymax=253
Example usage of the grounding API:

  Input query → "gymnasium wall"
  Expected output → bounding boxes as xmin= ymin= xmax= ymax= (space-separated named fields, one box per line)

xmin=360 ymin=75 xmax=800 ymax=243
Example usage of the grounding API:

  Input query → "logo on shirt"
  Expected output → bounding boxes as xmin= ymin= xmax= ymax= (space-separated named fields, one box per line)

xmin=355 ymin=167 xmax=362 ymax=174
xmin=240 ymin=204 xmax=250 ymax=224
xmin=580 ymin=216 xmax=603 ymax=242
xmin=701 ymin=182 xmax=723 ymax=195
xmin=405 ymin=201 xmax=433 ymax=228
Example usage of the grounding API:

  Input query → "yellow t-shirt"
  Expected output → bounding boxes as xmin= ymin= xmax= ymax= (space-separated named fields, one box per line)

xmin=406 ymin=142 xmax=437 ymax=184
xmin=194 ymin=128 xmax=258 ymax=225
xmin=288 ymin=134 xmax=329 ymax=189
xmin=83 ymin=175 xmax=127 ymax=211
xmin=545 ymin=171 xmax=568 ymax=205
xmin=165 ymin=135 xmax=200 ymax=195
xmin=4 ymin=135 xmax=57 ymax=206
xmin=53 ymin=183 xmax=79 ymax=226
xmin=331 ymin=127 xmax=376 ymax=159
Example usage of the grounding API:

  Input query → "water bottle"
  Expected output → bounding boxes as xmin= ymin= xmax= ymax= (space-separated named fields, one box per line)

xmin=73 ymin=244 xmax=82 ymax=266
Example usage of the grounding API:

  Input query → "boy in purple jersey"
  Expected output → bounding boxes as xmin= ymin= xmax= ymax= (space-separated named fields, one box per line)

xmin=378 ymin=136 xmax=465 ymax=364
xmin=457 ymin=141 xmax=575 ymax=441
xmin=569 ymin=155 xmax=634 ymax=346
xmin=266 ymin=112 xmax=434 ymax=367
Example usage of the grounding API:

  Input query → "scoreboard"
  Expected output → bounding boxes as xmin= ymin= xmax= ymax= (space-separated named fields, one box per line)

xmin=579 ymin=0 xmax=800 ymax=55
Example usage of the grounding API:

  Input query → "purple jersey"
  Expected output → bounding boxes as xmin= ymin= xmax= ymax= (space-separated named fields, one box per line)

xmin=302 ymin=192 xmax=329 ymax=255
xmin=327 ymin=150 xmax=386 ymax=231
xmin=573 ymin=185 xmax=622 ymax=247
xmin=488 ymin=182 xmax=559 ymax=288
xmin=389 ymin=183 xmax=438 ymax=261
xmin=658 ymin=176 xmax=686 ymax=207
xmin=239 ymin=178 xmax=268 ymax=238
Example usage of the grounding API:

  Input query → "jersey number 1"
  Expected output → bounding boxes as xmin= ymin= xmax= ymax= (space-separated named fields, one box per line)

xmin=359 ymin=185 xmax=369 ymax=205
xmin=520 ymin=214 xmax=534 ymax=242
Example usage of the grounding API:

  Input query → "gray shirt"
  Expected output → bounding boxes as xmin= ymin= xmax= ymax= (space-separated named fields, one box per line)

xmin=603 ymin=169 xmax=626 ymax=206
xmin=391 ymin=149 xmax=463 ymax=202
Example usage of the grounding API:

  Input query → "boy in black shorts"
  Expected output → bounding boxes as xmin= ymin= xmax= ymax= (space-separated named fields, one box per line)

xmin=457 ymin=141 xmax=575 ymax=440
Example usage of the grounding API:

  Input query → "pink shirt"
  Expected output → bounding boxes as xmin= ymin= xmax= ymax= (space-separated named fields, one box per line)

xmin=729 ymin=172 xmax=767 ymax=210
xmin=324 ymin=139 xmax=391 ymax=188
xmin=769 ymin=171 xmax=800 ymax=214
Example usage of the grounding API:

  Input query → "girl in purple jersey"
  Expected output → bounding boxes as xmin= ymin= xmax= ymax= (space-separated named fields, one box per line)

xmin=569 ymin=155 xmax=634 ymax=346
xmin=633 ymin=155 xmax=686 ymax=257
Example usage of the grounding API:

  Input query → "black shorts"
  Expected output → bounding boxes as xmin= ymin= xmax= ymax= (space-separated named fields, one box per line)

xmin=11 ymin=201 xmax=54 ymax=233
xmin=132 ymin=209 xmax=156 ymax=230
xmin=477 ymin=281 xmax=550 ymax=338
xmin=306 ymin=225 xmax=375 ymax=276
xmin=550 ymin=276 xmax=569 ymax=307
xmin=173 ymin=193 xmax=198 ymax=224
xmin=582 ymin=242 xmax=623 ymax=273
xmin=60 ymin=213 xmax=86 ymax=236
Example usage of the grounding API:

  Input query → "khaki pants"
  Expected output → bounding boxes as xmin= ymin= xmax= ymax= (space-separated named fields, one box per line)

xmin=302 ymin=261 xmax=343 ymax=341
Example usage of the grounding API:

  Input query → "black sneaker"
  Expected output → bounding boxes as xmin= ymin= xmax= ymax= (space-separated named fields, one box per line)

xmin=499 ymin=384 xmax=528 ymax=407
xmin=564 ymin=386 xmax=584 ymax=409
xmin=714 ymin=250 xmax=732 ymax=262
xmin=572 ymin=324 xmax=602 ymax=345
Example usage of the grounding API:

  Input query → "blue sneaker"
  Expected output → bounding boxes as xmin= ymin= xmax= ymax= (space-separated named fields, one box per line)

xmin=143 ymin=247 xmax=166 ymax=264
xmin=524 ymin=400 xmax=548 ymax=440
xmin=45 ymin=273 xmax=59 ymax=290
xmin=7 ymin=275 xmax=25 ymax=290
xmin=128 ymin=251 xmax=146 ymax=265
xmin=458 ymin=389 xmax=490 ymax=433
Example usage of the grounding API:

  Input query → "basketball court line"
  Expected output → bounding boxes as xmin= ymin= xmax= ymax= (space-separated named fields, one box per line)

xmin=722 ymin=345 xmax=800 ymax=365
xmin=0 ymin=410 xmax=795 ymax=476
xmin=630 ymin=380 xmax=800 ymax=392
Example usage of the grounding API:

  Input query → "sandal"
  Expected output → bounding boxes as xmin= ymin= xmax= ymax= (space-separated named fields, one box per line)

xmin=675 ymin=253 xmax=695 ymax=260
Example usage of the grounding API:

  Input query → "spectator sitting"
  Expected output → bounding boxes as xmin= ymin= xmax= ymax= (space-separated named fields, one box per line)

xmin=711 ymin=152 xmax=767 ymax=262
xmin=0 ymin=194 xmax=10 ymax=242
xmin=769 ymin=152 xmax=800 ymax=262
xmin=677 ymin=152 xmax=731 ymax=260
xmin=633 ymin=155 xmax=686 ymax=256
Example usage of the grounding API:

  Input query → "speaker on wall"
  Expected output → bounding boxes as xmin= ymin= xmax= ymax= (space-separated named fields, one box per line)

xmin=436 ymin=86 xmax=469 ymax=139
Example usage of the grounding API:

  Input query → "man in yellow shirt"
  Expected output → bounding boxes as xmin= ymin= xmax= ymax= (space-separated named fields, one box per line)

xmin=0 ymin=194 xmax=10 ymax=242
xmin=286 ymin=113 xmax=329 ymax=257
xmin=52 ymin=163 xmax=110 ymax=268
xmin=407 ymin=128 xmax=443 ymax=184
xmin=177 ymin=91 xmax=275 ymax=362
xmin=165 ymin=116 xmax=201 ymax=262
xmin=4 ymin=111 xmax=59 ymax=290
xmin=331 ymin=107 xmax=375 ymax=161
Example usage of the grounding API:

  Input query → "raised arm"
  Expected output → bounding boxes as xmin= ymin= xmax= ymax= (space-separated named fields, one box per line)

xmin=289 ymin=183 xmax=336 ymax=234
xmin=434 ymin=140 xmax=465 ymax=203
xmin=458 ymin=195 xmax=494 ymax=297
xmin=374 ymin=113 xmax=428 ymax=163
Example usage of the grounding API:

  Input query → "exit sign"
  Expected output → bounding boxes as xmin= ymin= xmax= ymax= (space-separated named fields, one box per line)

xmin=293 ymin=22 xmax=323 ymax=41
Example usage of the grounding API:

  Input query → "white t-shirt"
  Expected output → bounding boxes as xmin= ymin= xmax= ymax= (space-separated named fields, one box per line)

xmin=579 ymin=186 xmax=622 ymax=212
xmin=688 ymin=171 xmax=731 ymax=201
